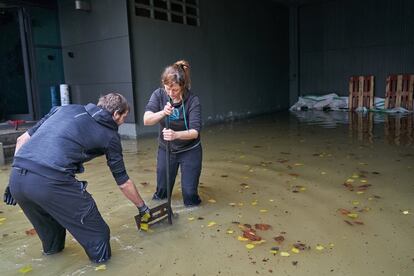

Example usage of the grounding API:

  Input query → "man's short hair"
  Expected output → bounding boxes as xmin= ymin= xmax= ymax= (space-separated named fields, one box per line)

xmin=97 ymin=93 xmax=130 ymax=115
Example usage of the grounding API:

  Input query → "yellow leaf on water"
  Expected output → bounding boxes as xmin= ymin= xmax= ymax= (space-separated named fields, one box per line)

xmin=315 ymin=245 xmax=324 ymax=251
xmin=251 ymin=201 xmax=258 ymax=206
xmin=402 ymin=210 xmax=410 ymax=215
xmin=18 ymin=210 xmax=24 ymax=213
xmin=352 ymin=174 xmax=359 ymax=179
xmin=238 ymin=203 xmax=244 ymax=206
xmin=321 ymin=172 xmax=327 ymax=175
xmin=188 ymin=217 xmax=195 ymax=221
xmin=228 ymin=203 xmax=236 ymax=206
xmin=95 ymin=264 xmax=107 ymax=271
xmin=294 ymin=163 xmax=304 ymax=166
xmin=140 ymin=223 xmax=149 ymax=231
xmin=208 ymin=199 xmax=216 ymax=203
xmin=360 ymin=179 xmax=368 ymax=183
xmin=269 ymin=199 xmax=274 ymax=202
xmin=346 ymin=179 xmax=354 ymax=183
xmin=0 ymin=218 xmax=6 ymax=222
xmin=280 ymin=251 xmax=290 ymax=257
xmin=347 ymin=213 xmax=358 ymax=219
xmin=291 ymin=247 xmax=300 ymax=254
xmin=329 ymin=243 xmax=335 ymax=247
xmin=238 ymin=236 xmax=248 ymax=241
xmin=239 ymin=155 xmax=245 ymax=159
xmin=300 ymin=187 xmax=307 ymax=191
xmin=207 ymin=221 xmax=216 ymax=227
xmin=259 ymin=209 xmax=268 ymax=213
xmin=270 ymin=249 xmax=278 ymax=254
xmin=226 ymin=230 xmax=234 ymax=234
xmin=19 ymin=265 xmax=32 ymax=274
xmin=352 ymin=201 xmax=360 ymax=205
xmin=356 ymin=191 xmax=364 ymax=194
xmin=246 ymin=244 xmax=255 ymax=249
xmin=252 ymin=240 xmax=266 ymax=245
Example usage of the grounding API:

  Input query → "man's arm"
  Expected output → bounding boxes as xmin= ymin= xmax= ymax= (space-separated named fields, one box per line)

xmin=118 ymin=179 xmax=145 ymax=207
xmin=15 ymin=131 xmax=31 ymax=154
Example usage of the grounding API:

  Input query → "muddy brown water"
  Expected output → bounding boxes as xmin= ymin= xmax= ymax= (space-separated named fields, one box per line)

xmin=0 ymin=111 xmax=413 ymax=275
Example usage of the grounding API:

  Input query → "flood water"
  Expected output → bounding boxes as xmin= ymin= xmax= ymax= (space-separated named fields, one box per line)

xmin=1 ymin=111 xmax=413 ymax=276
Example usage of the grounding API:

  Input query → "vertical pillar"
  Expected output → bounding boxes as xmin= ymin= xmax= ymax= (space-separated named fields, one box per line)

xmin=289 ymin=5 xmax=299 ymax=107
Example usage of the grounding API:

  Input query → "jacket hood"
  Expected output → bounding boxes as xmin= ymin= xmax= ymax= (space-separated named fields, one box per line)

xmin=85 ymin=103 xmax=118 ymax=131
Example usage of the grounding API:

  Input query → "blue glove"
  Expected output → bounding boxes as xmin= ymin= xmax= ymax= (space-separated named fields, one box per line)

xmin=3 ymin=186 xmax=17 ymax=206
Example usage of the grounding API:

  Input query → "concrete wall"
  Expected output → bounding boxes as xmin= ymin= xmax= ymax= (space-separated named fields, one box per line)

xmin=128 ymin=0 xmax=289 ymax=135
xmin=298 ymin=0 xmax=414 ymax=97
xmin=58 ymin=0 xmax=136 ymax=136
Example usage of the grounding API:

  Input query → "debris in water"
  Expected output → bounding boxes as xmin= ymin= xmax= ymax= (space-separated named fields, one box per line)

xmin=292 ymin=261 xmax=298 ymax=266
xmin=95 ymin=264 xmax=106 ymax=271
xmin=280 ymin=251 xmax=290 ymax=257
xmin=140 ymin=182 xmax=149 ymax=186
xmin=19 ymin=265 xmax=33 ymax=274
xmin=243 ymin=229 xmax=262 ymax=241
xmin=25 ymin=228 xmax=37 ymax=236
xmin=208 ymin=199 xmax=216 ymax=203
xmin=274 ymin=235 xmax=285 ymax=244
xmin=207 ymin=221 xmax=217 ymax=227
xmin=315 ymin=245 xmax=324 ymax=251
xmin=254 ymin=224 xmax=271 ymax=231
xmin=246 ymin=244 xmax=255 ymax=249
xmin=344 ymin=220 xmax=353 ymax=226
xmin=402 ymin=210 xmax=410 ymax=215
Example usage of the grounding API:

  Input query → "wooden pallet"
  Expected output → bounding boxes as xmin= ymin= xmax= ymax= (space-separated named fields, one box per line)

xmin=348 ymin=75 xmax=374 ymax=110
xmin=385 ymin=74 xmax=414 ymax=110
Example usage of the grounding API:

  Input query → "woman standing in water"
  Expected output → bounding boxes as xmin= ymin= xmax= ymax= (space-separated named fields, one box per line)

xmin=143 ymin=60 xmax=202 ymax=206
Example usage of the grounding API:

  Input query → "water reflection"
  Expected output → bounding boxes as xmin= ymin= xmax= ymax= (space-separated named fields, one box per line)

xmin=291 ymin=111 xmax=414 ymax=145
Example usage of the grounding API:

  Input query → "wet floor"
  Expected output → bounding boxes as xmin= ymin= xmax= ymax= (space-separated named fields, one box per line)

xmin=0 ymin=111 xmax=413 ymax=276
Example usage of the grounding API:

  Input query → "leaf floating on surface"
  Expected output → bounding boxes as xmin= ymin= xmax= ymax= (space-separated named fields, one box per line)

xmin=95 ymin=264 xmax=107 ymax=271
xmin=344 ymin=220 xmax=353 ymax=226
xmin=19 ymin=265 xmax=33 ymax=274
xmin=254 ymin=224 xmax=271 ymax=231
xmin=243 ymin=229 xmax=262 ymax=241
xmin=274 ymin=235 xmax=285 ymax=244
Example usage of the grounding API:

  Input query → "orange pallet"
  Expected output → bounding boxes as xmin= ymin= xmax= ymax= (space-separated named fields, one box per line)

xmin=348 ymin=75 xmax=374 ymax=110
xmin=385 ymin=74 xmax=414 ymax=110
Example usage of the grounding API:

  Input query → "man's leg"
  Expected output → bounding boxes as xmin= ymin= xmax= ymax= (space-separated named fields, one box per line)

xmin=179 ymin=146 xmax=202 ymax=206
xmin=154 ymin=147 xmax=179 ymax=200
xmin=9 ymin=168 xmax=66 ymax=255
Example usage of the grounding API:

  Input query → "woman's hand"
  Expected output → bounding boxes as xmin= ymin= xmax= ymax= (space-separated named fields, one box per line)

xmin=163 ymin=102 xmax=174 ymax=116
xmin=162 ymin=128 xmax=177 ymax=141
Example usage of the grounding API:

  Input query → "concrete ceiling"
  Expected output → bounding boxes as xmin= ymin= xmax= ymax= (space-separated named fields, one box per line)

xmin=271 ymin=0 xmax=334 ymax=7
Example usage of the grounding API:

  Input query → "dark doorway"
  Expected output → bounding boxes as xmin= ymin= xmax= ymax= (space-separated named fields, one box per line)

xmin=0 ymin=7 xmax=34 ymax=122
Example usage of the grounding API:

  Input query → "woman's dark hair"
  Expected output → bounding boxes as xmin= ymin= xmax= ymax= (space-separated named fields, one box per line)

xmin=161 ymin=60 xmax=191 ymax=92
xmin=97 ymin=92 xmax=130 ymax=115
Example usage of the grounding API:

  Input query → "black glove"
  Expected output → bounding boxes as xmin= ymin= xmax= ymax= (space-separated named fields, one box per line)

xmin=3 ymin=186 xmax=17 ymax=206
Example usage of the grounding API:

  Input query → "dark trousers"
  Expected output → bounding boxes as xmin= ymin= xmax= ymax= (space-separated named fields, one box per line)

xmin=154 ymin=145 xmax=202 ymax=206
xmin=9 ymin=167 xmax=111 ymax=263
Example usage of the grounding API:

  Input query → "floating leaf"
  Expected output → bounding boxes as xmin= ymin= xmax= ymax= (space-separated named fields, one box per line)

xmin=294 ymin=163 xmax=304 ymax=166
xmin=347 ymin=213 xmax=358 ymax=219
xmin=207 ymin=221 xmax=217 ymax=227
xmin=243 ymin=230 xmax=262 ymax=241
xmin=291 ymin=247 xmax=300 ymax=254
xmin=188 ymin=217 xmax=195 ymax=221
xmin=352 ymin=200 xmax=360 ymax=205
xmin=226 ymin=230 xmax=234 ymax=234
xmin=238 ymin=236 xmax=249 ymax=241
xmin=293 ymin=243 xmax=308 ymax=251
xmin=246 ymin=244 xmax=255 ymax=249
xmin=208 ymin=199 xmax=216 ymax=203
xmin=255 ymin=224 xmax=271 ymax=231
xmin=339 ymin=208 xmax=351 ymax=215
xmin=252 ymin=239 xmax=266 ymax=245
xmin=19 ymin=265 xmax=32 ymax=274
xmin=274 ymin=235 xmax=285 ymax=243
xmin=360 ymin=179 xmax=368 ymax=183
xmin=344 ymin=220 xmax=353 ymax=226
xmin=240 ymin=183 xmax=249 ymax=189
xmin=228 ymin=203 xmax=236 ymax=206
xmin=352 ymin=174 xmax=359 ymax=179
xmin=0 ymin=218 xmax=6 ymax=222
xmin=259 ymin=209 xmax=268 ymax=213
xmin=280 ymin=251 xmax=290 ymax=257
xmin=346 ymin=178 xmax=354 ymax=183
xmin=251 ymin=201 xmax=258 ymax=206
xmin=140 ymin=182 xmax=149 ymax=186
xmin=315 ymin=245 xmax=324 ymax=251
xmin=321 ymin=172 xmax=327 ymax=175
xmin=353 ymin=221 xmax=364 ymax=225
xmin=270 ymin=249 xmax=278 ymax=254
xmin=356 ymin=191 xmax=364 ymax=194
xmin=402 ymin=210 xmax=410 ymax=215
xmin=95 ymin=264 xmax=107 ymax=271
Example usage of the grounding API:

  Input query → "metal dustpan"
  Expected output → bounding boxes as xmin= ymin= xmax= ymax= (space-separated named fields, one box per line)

xmin=134 ymin=201 xmax=171 ymax=230
xmin=135 ymin=113 xmax=173 ymax=230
